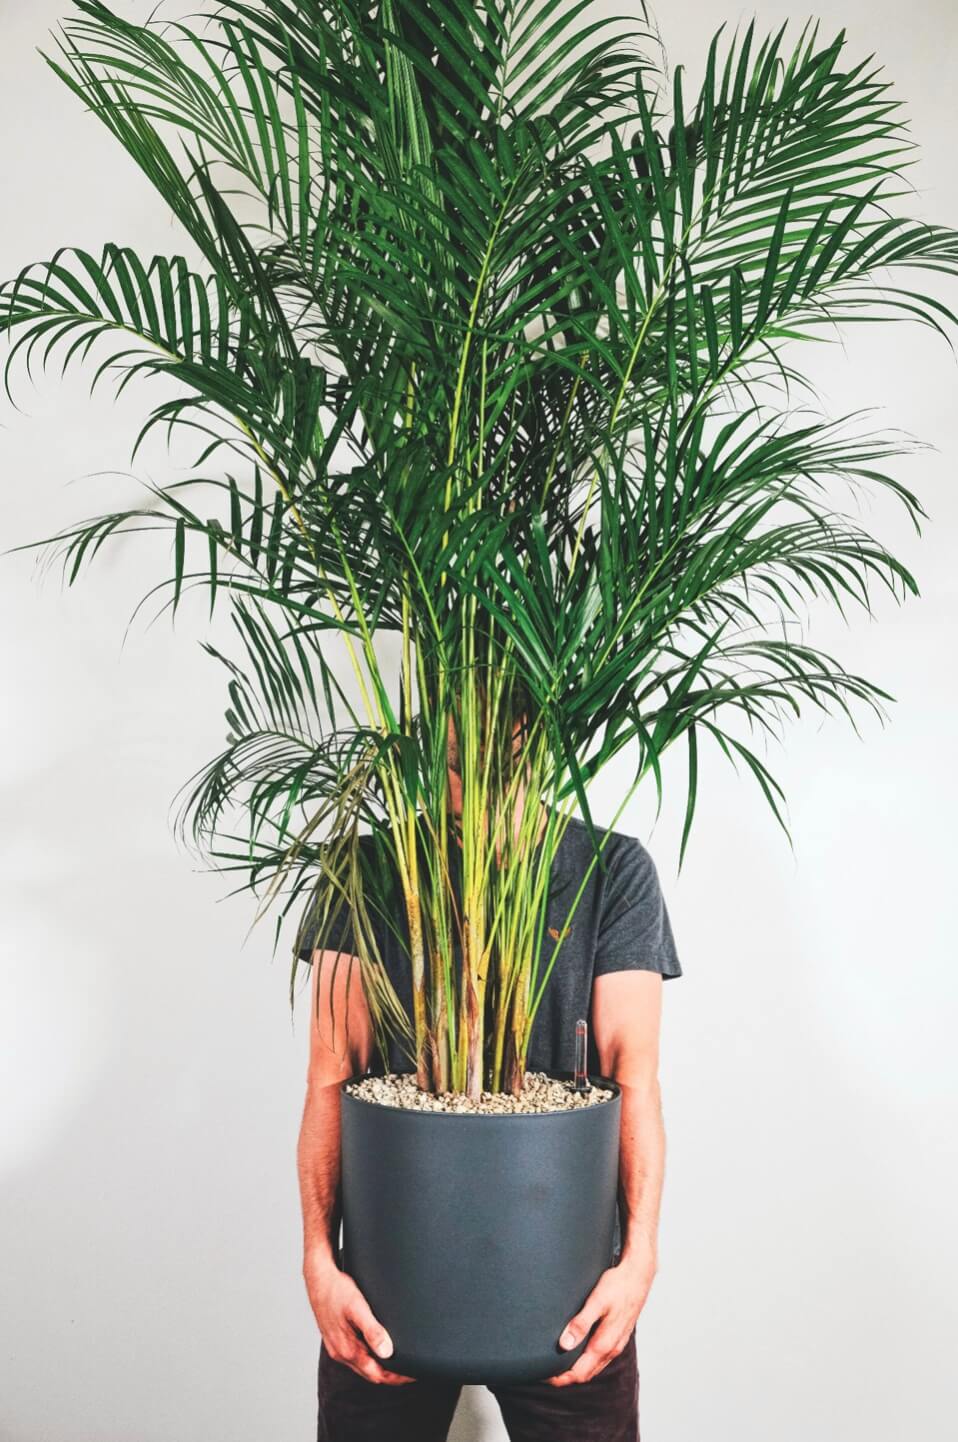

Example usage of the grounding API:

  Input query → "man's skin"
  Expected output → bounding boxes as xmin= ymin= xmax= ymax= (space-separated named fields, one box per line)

xmin=298 ymin=739 xmax=667 ymax=1390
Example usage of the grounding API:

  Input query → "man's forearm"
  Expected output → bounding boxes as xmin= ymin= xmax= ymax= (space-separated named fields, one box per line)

xmin=550 ymin=972 xmax=665 ymax=1386
xmin=615 ymin=1076 xmax=665 ymax=1269
xmin=298 ymin=1071 xmax=410 ymax=1383
xmin=298 ymin=1077 xmax=344 ymax=1270
xmin=550 ymin=1065 xmax=664 ymax=1386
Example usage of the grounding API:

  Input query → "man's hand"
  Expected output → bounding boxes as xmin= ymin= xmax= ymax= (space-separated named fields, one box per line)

xmin=549 ymin=1243 xmax=657 ymax=1387
xmin=303 ymin=1250 xmax=415 ymax=1385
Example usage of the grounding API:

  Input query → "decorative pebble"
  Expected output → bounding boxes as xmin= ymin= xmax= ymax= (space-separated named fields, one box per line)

xmin=345 ymin=1071 xmax=614 ymax=1114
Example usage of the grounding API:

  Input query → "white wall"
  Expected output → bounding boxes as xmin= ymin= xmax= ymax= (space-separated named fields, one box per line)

xmin=1 ymin=3 xmax=956 ymax=1440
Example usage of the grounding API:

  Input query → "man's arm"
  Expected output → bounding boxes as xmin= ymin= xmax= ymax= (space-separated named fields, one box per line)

xmin=298 ymin=950 xmax=413 ymax=1385
xmin=550 ymin=969 xmax=664 ymax=1387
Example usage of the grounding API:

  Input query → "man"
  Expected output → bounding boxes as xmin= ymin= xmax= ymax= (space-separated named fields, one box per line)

xmin=297 ymin=722 xmax=682 ymax=1442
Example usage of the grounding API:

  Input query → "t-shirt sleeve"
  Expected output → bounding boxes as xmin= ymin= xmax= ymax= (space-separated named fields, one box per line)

xmin=593 ymin=836 xmax=682 ymax=979
xmin=295 ymin=886 xmax=356 ymax=963
xmin=294 ymin=834 xmax=393 ymax=963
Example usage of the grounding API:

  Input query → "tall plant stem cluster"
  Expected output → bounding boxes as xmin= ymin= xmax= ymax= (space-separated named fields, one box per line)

xmin=3 ymin=2 xmax=957 ymax=1095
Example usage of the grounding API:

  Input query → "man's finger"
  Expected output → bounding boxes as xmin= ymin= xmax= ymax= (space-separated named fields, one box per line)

xmin=346 ymin=1292 xmax=395 ymax=1361
xmin=558 ymin=1281 xmax=610 ymax=1351
xmin=353 ymin=1356 xmax=416 ymax=1386
xmin=549 ymin=1323 xmax=622 ymax=1387
xmin=339 ymin=1345 xmax=415 ymax=1386
xmin=548 ymin=1348 xmax=608 ymax=1388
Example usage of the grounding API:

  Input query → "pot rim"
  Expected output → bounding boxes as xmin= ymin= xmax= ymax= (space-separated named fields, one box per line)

xmin=339 ymin=1069 xmax=621 ymax=1118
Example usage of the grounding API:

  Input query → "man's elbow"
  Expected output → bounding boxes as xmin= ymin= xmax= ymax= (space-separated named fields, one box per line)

xmin=598 ymin=1034 xmax=661 ymax=1103
xmin=610 ymin=1063 xmax=662 ymax=1112
xmin=621 ymin=1075 xmax=662 ymax=1121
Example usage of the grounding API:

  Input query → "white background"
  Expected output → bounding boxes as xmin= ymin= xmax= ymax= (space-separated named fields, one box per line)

xmin=1 ymin=2 xmax=956 ymax=1439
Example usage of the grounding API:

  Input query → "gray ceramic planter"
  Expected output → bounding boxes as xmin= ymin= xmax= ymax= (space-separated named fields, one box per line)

xmin=339 ymin=1072 xmax=622 ymax=1384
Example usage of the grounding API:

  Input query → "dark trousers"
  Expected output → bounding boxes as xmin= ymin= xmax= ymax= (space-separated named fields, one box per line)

xmin=317 ymin=1332 xmax=639 ymax=1442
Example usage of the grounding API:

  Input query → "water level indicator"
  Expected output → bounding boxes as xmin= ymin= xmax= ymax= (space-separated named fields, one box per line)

xmin=574 ymin=1018 xmax=589 ymax=1093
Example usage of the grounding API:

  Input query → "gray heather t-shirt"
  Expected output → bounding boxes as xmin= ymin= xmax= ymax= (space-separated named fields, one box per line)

xmin=297 ymin=813 xmax=682 ymax=1077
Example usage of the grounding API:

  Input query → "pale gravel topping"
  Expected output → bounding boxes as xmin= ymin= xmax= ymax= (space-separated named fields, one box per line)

xmin=345 ymin=1070 xmax=614 ymax=1114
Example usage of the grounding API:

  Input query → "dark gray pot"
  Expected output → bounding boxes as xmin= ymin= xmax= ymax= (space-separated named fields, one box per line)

xmin=339 ymin=1072 xmax=622 ymax=1384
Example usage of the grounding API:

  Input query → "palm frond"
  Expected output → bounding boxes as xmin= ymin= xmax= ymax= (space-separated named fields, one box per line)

xmin=5 ymin=2 xmax=957 ymax=1093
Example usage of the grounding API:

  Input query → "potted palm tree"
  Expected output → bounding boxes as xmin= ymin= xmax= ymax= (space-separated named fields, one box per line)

xmin=4 ymin=0 xmax=957 ymax=1384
